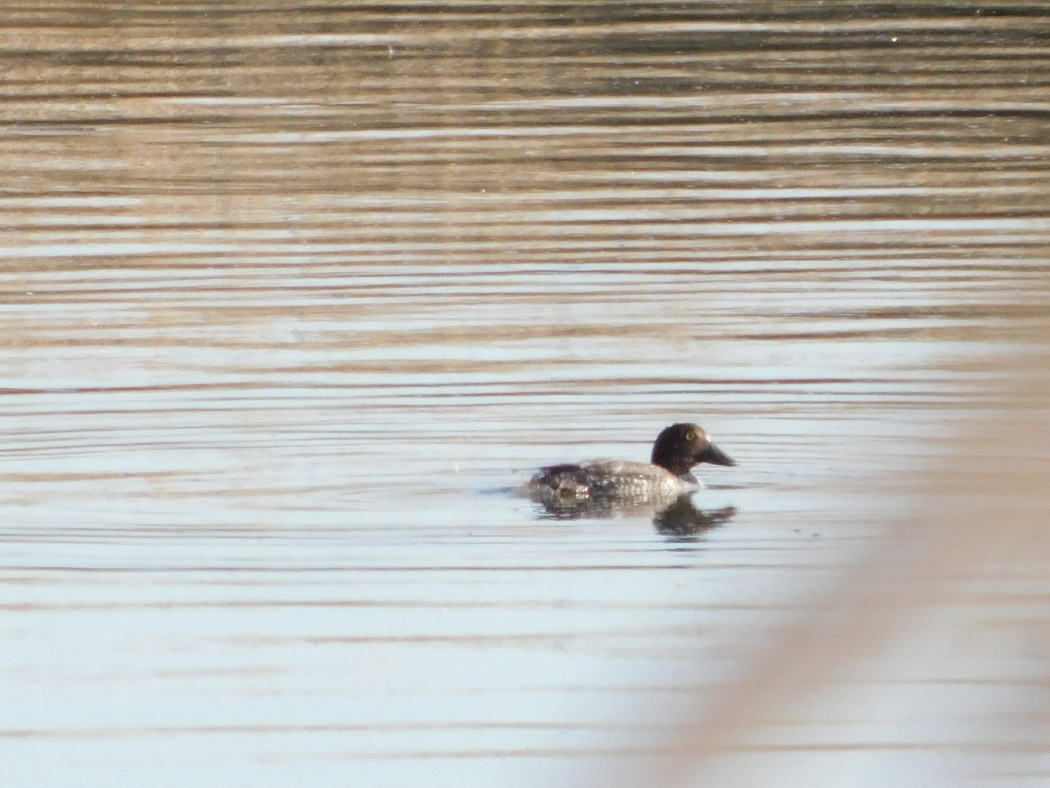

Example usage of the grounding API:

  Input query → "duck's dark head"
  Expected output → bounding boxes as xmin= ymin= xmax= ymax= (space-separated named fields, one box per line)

xmin=650 ymin=422 xmax=736 ymax=476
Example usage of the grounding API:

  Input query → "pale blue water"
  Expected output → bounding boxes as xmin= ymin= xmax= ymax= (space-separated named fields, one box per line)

xmin=3 ymin=3 xmax=1050 ymax=786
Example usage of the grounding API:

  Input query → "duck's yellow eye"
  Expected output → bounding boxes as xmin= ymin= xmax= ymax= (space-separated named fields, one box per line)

xmin=686 ymin=430 xmax=697 ymax=442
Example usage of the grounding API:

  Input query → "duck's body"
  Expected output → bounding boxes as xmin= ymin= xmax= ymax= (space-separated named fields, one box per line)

xmin=530 ymin=459 xmax=699 ymax=500
xmin=526 ymin=422 xmax=735 ymax=503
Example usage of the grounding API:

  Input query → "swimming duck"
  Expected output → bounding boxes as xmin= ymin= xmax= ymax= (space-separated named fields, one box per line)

xmin=526 ymin=422 xmax=735 ymax=502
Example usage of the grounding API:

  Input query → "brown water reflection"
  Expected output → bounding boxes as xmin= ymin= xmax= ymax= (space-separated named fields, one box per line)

xmin=2 ymin=2 xmax=1050 ymax=786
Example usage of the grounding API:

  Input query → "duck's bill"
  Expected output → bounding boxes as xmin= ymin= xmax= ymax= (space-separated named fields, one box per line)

xmin=701 ymin=442 xmax=736 ymax=467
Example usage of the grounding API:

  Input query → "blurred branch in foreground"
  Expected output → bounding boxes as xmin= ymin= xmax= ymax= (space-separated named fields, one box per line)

xmin=603 ymin=312 xmax=1050 ymax=786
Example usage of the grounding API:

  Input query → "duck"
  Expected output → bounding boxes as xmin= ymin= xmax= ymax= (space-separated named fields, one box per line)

xmin=526 ymin=422 xmax=735 ymax=502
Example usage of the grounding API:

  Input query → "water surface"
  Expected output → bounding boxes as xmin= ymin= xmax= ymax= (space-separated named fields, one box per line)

xmin=3 ymin=3 xmax=1050 ymax=786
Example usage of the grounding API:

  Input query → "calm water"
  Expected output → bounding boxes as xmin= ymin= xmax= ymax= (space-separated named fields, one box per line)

xmin=3 ymin=3 xmax=1050 ymax=786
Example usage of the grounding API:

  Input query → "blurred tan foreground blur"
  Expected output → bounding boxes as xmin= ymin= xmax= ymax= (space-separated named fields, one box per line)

xmin=614 ymin=314 xmax=1050 ymax=785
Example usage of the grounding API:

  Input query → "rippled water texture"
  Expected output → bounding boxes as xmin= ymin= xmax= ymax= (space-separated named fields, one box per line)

xmin=3 ymin=3 xmax=1050 ymax=786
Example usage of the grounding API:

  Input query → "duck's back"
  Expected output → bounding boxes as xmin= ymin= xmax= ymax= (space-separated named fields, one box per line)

xmin=528 ymin=459 xmax=697 ymax=500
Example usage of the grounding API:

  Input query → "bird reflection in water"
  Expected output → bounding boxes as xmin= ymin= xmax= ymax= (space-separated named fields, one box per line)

xmin=529 ymin=491 xmax=736 ymax=540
